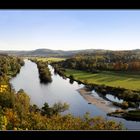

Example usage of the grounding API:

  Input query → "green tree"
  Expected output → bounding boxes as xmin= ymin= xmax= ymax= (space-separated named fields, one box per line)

xmin=14 ymin=89 xmax=30 ymax=120
xmin=52 ymin=102 xmax=69 ymax=115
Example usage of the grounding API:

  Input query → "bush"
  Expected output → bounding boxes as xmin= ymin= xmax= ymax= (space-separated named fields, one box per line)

xmin=122 ymin=101 xmax=129 ymax=109
xmin=118 ymin=90 xmax=140 ymax=102
xmin=0 ymin=91 xmax=15 ymax=108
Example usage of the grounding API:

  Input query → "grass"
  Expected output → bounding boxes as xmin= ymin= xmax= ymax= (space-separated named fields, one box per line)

xmin=36 ymin=57 xmax=65 ymax=62
xmin=65 ymin=69 xmax=140 ymax=91
xmin=27 ymin=57 xmax=65 ymax=63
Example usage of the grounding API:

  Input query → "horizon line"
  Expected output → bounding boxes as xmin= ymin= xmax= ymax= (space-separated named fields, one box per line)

xmin=0 ymin=48 xmax=140 ymax=52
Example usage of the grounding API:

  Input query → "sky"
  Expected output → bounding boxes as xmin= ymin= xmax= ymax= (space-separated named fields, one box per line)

xmin=0 ymin=10 xmax=140 ymax=51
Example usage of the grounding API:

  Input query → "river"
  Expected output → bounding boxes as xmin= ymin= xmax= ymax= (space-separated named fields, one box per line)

xmin=10 ymin=59 xmax=140 ymax=130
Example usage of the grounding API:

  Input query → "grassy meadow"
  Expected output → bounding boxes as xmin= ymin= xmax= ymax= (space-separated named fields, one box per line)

xmin=26 ymin=57 xmax=65 ymax=63
xmin=35 ymin=57 xmax=65 ymax=63
xmin=65 ymin=69 xmax=140 ymax=91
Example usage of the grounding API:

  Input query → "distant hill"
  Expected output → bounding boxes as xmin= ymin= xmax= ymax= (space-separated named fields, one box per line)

xmin=0 ymin=48 xmax=105 ymax=57
xmin=0 ymin=48 xmax=139 ymax=57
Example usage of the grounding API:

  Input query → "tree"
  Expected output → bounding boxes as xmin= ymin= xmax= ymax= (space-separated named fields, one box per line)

xmin=0 ymin=91 xmax=15 ymax=108
xmin=41 ymin=103 xmax=52 ymax=116
xmin=14 ymin=89 xmax=30 ymax=120
xmin=52 ymin=102 xmax=69 ymax=115
xmin=4 ymin=108 xmax=20 ymax=129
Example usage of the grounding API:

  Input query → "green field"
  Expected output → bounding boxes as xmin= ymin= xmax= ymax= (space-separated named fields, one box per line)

xmin=36 ymin=57 xmax=65 ymax=62
xmin=28 ymin=57 xmax=65 ymax=63
xmin=65 ymin=69 xmax=140 ymax=91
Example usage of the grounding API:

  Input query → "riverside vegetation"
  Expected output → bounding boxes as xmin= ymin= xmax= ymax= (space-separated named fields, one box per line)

xmin=51 ymin=51 xmax=140 ymax=120
xmin=30 ymin=58 xmax=52 ymax=83
xmin=0 ymin=54 xmax=123 ymax=130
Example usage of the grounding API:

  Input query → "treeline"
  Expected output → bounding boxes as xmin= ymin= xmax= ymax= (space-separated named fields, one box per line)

xmin=30 ymin=59 xmax=52 ymax=83
xmin=56 ymin=51 xmax=140 ymax=72
xmin=0 ymin=55 xmax=24 ymax=84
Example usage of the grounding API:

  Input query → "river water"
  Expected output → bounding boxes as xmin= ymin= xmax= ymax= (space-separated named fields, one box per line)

xmin=10 ymin=60 xmax=140 ymax=130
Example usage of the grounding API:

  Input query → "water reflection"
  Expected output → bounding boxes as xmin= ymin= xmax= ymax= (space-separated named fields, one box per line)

xmin=105 ymin=94 xmax=123 ymax=103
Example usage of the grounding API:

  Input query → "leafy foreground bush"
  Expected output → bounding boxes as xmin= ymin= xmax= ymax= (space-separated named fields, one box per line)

xmin=0 ymin=111 xmax=124 ymax=130
xmin=0 ymin=90 xmax=124 ymax=131
xmin=0 ymin=88 xmax=124 ymax=130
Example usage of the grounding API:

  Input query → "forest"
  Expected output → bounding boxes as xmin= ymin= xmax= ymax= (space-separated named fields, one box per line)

xmin=0 ymin=54 xmax=123 ymax=130
xmin=56 ymin=50 xmax=140 ymax=72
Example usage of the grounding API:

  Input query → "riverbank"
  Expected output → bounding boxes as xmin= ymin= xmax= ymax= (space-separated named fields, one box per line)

xmin=108 ymin=109 xmax=140 ymax=121
xmin=77 ymin=87 xmax=119 ymax=113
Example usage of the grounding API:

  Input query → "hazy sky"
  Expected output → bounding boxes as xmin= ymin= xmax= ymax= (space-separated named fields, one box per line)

xmin=0 ymin=10 xmax=140 ymax=51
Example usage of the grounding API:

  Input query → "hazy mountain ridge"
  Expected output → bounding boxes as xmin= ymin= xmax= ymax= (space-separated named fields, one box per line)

xmin=0 ymin=48 xmax=104 ymax=57
xmin=0 ymin=48 xmax=140 ymax=57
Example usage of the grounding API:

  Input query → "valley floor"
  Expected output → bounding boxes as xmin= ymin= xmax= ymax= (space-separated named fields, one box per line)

xmin=65 ymin=69 xmax=140 ymax=91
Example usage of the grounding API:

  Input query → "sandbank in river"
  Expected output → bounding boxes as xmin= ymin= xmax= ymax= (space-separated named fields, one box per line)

xmin=77 ymin=87 xmax=119 ymax=113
